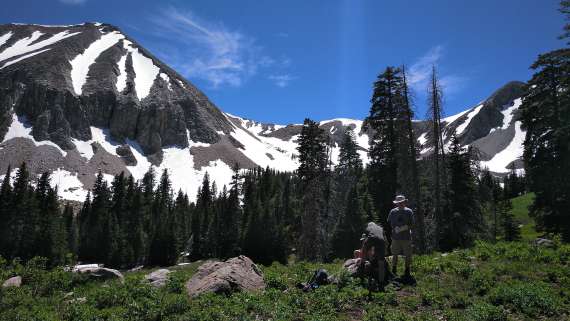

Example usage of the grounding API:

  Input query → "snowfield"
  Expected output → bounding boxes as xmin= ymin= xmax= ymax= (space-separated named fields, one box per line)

xmin=455 ymin=104 xmax=484 ymax=136
xmin=70 ymin=31 xmax=124 ymax=95
xmin=3 ymin=114 xmax=67 ymax=156
xmin=480 ymin=121 xmax=525 ymax=173
xmin=0 ymin=30 xmax=80 ymax=69
xmin=123 ymin=40 xmax=160 ymax=100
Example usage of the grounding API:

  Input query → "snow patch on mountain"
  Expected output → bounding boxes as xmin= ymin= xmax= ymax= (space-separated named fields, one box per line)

xmin=1 ymin=48 xmax=51 ymax=69
xmin=225 ymin=114 xmax=298 ymax=171
xmin=115 ymin=53 xmax=128 ymax=93
xmin=418 ymin=132 xmax=428 ymax=146
xmin=0 ymin=30 xmax=80 ymax=66
xmin=455 ymin=104 xmax=484 ymax=136
xmin=123 ymin=40 xmax=160 ymax=100
xmin=3 ymin=114 xmax=67 ymax=156
xmin=50 ymin=169 xmax=88 ymax=202
xmin=480 ymin=120 xmax=525 ymax=172
xmin=0 ymin=32 xmax=13 ymax=49
xmin=70 ymin=31 xmax=124 ymax=95
xmin=500 ymin=98 xmax=522 ymax=130
xmin=443 ymin=109 xmax=470 ymax=124
xmin=159 ymin=73 xmax=173 ymax=91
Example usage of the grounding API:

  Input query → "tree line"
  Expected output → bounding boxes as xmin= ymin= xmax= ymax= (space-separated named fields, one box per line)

xmin=2 ymin=1 xmax=570 ymax=268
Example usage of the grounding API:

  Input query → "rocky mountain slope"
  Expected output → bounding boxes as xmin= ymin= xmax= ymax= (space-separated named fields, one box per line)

xmin=0 ymin=23 xmax=526 ymax=202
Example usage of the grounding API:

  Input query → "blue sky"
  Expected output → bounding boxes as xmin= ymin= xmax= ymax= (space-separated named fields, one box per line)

xmin=1 ymin=0 xmax=565 ymax=124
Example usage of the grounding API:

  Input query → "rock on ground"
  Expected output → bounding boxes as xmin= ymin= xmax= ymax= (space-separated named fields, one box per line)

xmin=73 ymin=265 xmax=124 ymax=282
xmin=2 ymin=276 xmax=22 ymax=288
xmin=343 ymin=259 xmax=361 ymax=277
xmin=186 ymin=255 xmax=265 ymax=297
xmin=534 ymin=238 xmax=554 ymax=248
xmin=145 ymin=269 xmax=171 ymax=288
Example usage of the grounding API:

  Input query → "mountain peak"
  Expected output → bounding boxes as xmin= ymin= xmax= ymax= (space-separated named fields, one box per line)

xmin=0 ymin=23 xmax=527 ymax=202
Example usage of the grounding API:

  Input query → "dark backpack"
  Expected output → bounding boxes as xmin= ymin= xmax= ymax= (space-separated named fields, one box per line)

xmin=302 ymin=269 xmax=329 ymax=292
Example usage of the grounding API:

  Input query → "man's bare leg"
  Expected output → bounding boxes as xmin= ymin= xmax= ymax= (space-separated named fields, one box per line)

xmin=405 ymin=254 xmax=412 ymax=276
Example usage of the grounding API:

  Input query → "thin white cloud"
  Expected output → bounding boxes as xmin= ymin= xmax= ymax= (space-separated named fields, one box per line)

xmin=149 ymin=8 xmax=284 ymax=88
xmin=269 ymin=74 xmax=296 ymax=88
xmin=59 ymin=0 xmax=87 ymax=4
xmin=408 ymin=45 xmax=466 ymax=95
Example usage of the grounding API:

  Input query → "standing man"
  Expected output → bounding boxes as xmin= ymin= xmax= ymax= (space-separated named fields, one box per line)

xmin=387 ymin=195 xmax=414 ymax=277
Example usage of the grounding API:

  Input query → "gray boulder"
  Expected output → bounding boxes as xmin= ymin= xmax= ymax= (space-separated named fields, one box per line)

xmin=73 ymin=265 xmax=124 ymax=282
xmin=185 ymin=256 xmax=265 ymax=297
xmin=2 ymin=276 xmax=22 ymax=288
xmin=145 ymin=269 xmax=171 ymax=288
xmin=534 ymin=238 xmax=554 ymax=248
xmin=343 ymin=259 xmax=361 ymax=277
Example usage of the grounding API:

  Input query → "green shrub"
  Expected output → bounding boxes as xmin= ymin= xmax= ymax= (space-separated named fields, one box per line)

xmin=489 ymin=281 xmax=561 ymax=317
xmin=448 ymin=302 xmax=507 ymax=321
xmin=470 ymin=270 xmax=494 ymax=295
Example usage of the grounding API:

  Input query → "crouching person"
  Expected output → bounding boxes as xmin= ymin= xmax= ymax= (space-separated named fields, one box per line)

xmin=359 ymin=222 xmax=387 ymax=291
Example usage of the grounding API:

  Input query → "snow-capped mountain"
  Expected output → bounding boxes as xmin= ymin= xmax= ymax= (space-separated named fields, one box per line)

xmin=0 ymin=23 xmax=526 ymax=202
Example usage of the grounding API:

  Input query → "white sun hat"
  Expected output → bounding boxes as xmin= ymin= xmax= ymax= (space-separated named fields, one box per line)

xmin=393 ymin=195 xmax=407 ymax=204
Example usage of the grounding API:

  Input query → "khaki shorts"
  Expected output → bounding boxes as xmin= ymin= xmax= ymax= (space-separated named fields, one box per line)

xmin=391 ymin=239 xmax=412 ymax=256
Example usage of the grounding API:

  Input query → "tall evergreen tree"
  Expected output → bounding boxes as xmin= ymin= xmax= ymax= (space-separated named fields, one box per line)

xmin=520 ymin=47 xmax=570 ymax=241
xmin=78 ymin=191 xmax=92 ymax=261
xmin=296 ymin=118 xmax=328 ymax=261
xmin=45 ymin=186 xmax=68 ymax=266
xmin=365 ymin=67 xmax=401 ymax=238
xmin=331 ymin=184 xmax=366 ymax=259
xmin=12 ymin=163 xmax=38 ymax=261
xmin=0 ymin=165 xmax=13 ymax=257
xmin=124 ymin=176 xmax=145 ymax=266
xmin=63 ymin=203 xmax=78 ymax=259
xmin=440 ymin=136 xmax=483 ymax=250
xmin=426 ymin=66 xmax=447 ymax=249
xmin=498 ymin=198 xmax=520 ymax=241
xmin=148 ymin=169 xmax=177 ymax=266
xmin=400 ymin=66 xmax=427 ymax=253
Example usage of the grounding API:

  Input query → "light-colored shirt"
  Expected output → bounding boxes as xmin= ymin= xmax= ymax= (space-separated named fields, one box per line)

xmin=387 ymin=207 xmax=414 ymax=241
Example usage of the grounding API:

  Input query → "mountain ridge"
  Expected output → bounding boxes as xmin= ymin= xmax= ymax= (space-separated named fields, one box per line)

xmin=0 ymin=23 xmax=526 ymax=202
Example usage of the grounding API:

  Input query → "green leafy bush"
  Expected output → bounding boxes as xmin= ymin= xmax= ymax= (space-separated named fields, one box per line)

xmin=489 ymin=281 xmax=561 ymax=316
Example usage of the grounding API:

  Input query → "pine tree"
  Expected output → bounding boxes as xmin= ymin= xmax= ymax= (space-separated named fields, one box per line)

xmin=82 ymin=171 xmax=111 ymax=263
xmin=337 ymin=129 xmax=363 ymax=177
xmin=107 ymin=172 xmax=127 ymax=267
xmin=148 ymin=169 xmax=177 ymax=266
xmin=400 ymin=66 xmax=427 ymax=253
xmin=331 ymin=185 xmax=366 ymax=259
xmin=173 ymin=190 xmax=191 ymax=257
xmin=46 ymin=186 xmax=68 ymax=266
xmin=440 ymin=136 xmax=483 ymax=250
xmin=427 ymin=66 xmax=447 ymax=249
xmin=63 ymin=203 xmax=78 ymax=259
xmin=78 ymin=191 xmax=92 ymax=261
xmin=0 ymin=165 xmax=13 ymax=257
xmin=498 ymin=198 xmax=520 ymax=241
xmin=13 ymin=163 xmax=38 ymax=261
xmin=220 ymin=164 xmax=241 ymax=258
xmin=124 ymin=176 xmax=145 ymax=266
xmin=296 ymin=118 xmax=328 ymax=261
xmin=520 ymin=47 xmax=570 ymax=241
xmin=365 ymin=67 xmax=401 ymax=238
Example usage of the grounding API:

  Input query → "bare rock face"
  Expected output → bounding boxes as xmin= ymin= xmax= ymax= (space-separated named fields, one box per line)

xmin=145 ymin=269 xmax=171 ymax=288
xmin=2 ymin=276 xmax=22 ymax=288
xmin=116 ymin=144 xmax=137 ymax=166
xmin=185 ymin=255 xmax=265 ymax=297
